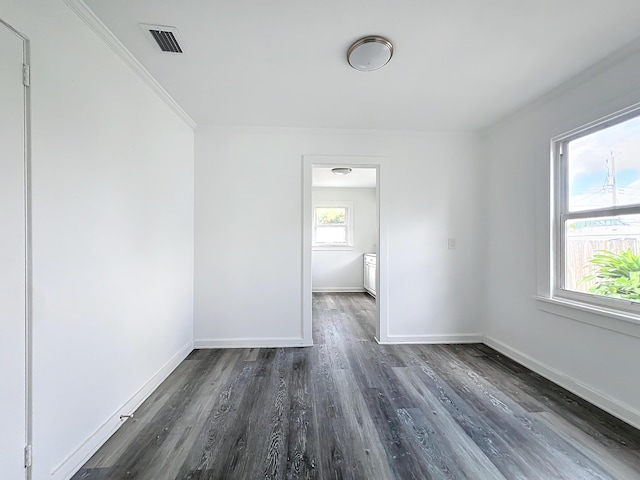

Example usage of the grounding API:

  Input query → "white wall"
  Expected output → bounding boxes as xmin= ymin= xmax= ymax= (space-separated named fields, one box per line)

xmin=312 ymin=187 xmax=376 ymax=292
xmin=195 ymin=127 xmax=485 ymax=346
xmin=1 ymin=1 xmax=195 ymax=478
xmin=483 ymin=42 xmax=640 ymax=428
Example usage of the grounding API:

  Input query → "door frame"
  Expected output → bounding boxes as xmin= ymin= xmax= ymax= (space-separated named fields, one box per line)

xmin=302 ymin=155 xmax=388 ymax=344
xmin=0 ymin=18 xmax=32 ymax=480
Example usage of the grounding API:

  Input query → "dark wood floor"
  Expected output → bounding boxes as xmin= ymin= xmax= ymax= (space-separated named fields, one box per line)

xmin=73 ymin=293 xmax=640 ymax=480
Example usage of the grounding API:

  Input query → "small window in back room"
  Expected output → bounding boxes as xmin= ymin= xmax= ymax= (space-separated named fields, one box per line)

xmin=313 ymin=204 xmax=353 ymax=246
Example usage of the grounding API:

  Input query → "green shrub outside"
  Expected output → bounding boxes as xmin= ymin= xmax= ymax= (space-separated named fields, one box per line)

xmin=583 ymin=249 xmax=640 ymax=300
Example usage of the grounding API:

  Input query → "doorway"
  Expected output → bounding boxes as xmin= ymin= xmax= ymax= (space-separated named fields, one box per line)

xmin=0 ymin=18 xmax=31 ymax=480
xmin=302 ymin=155 xmax=387 ymax=344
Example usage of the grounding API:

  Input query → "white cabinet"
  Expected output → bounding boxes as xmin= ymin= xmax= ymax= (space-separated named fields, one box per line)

xmin=363 ymin=254 xmax=376 ymax=297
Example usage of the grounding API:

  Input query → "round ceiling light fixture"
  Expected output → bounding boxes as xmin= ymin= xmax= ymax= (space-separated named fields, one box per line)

xmin=347 ymin=36 xmax=393 ymax=72
xmin=331 ymin=167 xmax=352 ymax=176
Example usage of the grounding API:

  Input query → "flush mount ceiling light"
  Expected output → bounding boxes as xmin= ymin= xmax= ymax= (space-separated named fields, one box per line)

xmin=332 ymin=167 xmax=352 ymax=176
xmin=347 ymin=36 xmax=393 ymax=71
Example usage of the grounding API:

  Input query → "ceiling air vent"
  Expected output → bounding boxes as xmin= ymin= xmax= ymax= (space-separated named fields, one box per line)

xmin=140 ymin=24 xmax=185 ymax=54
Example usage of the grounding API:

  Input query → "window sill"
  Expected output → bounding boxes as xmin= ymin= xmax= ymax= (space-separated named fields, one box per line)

xmin=534 ymin=295 xmax=640 ymax=339
xmin=312 ymin=245 xmax=355 ymax=251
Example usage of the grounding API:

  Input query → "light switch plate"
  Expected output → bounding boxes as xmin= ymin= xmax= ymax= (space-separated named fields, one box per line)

xmin=448 ymin=238 xmax=456 ymax=250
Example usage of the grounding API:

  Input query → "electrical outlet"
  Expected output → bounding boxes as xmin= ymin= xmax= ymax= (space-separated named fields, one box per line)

xmin=448 ymin=238 xmax=456 ymax=250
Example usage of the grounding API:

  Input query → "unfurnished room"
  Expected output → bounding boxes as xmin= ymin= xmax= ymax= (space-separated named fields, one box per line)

xmin=2 ymin=1 xmax=640 ymax=479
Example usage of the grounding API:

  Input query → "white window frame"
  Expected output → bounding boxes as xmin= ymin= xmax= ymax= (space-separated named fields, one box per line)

xmin=312 ymin=201 xmax=354 ymax=250
xmin=552 ymin=106 xmax=640 ymax=315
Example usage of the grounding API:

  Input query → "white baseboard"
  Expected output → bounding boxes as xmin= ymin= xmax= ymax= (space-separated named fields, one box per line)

xmin=312 ymin=287 xmax=366 ymax=293
xmin=51 ymin=341 xmax=194 ymax=480
xmin=194 ymin=337 xmax=312 ymax=349
xmin=483 ymin=336 xmax=640 ymax=431
xmin=377 ymin=334 xmax=484 ymax=344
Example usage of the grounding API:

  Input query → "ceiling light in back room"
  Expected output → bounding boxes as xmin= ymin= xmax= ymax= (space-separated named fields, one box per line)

xmin=332 ymin=168 xmax=352 ymax=175
xmin=347 ymin=36 xmax=393 ymax=72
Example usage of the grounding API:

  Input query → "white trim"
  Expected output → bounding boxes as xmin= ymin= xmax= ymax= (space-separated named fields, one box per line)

xmin=534 ymin=295 xmax=640 ymax=339
xmin=485 ymin=35 xmax=640 ymax=135
xmin=303 ymin=155 xmax=387 ymax=343
xmin=484 ymin=336 xmax=640 ymax=431
xmin=312 ymin=287 xmax=366 ymax=293
xmin=552 ymin=101 xmax=640 ymax=145
xmin=200 ymin=124 xmax=478 ymax=138
xmin=377 ymin=163 xmax=388 ymax=342
xmin=312 ymin=246 xmax=355 ymax=251
xmin=194 ymin=337 xmax=311 ymax=349
xmin=302 ymin=159 xmax=313 ymax=345
xmin=63 ymin=0 xmax=196 ymax=130
xmin=376 ymin=334 xmax=484 ymax=344
xmin=1 ymin=19 xmax=33 ymax=479
xmin=50 ymin=341 xmax=193 ymax=480
xmin=23 ymin=29 xmax=33 ymax=480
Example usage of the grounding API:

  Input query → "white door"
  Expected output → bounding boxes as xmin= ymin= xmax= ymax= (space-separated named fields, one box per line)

xmin=0 ymin=21 xmax=27 ymax=479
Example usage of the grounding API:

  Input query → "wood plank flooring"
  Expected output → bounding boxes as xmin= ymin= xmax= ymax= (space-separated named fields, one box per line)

xmin=73 ymin=293 xmax=640 ymax=479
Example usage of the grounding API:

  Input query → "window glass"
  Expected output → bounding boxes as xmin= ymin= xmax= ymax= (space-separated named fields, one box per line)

xmin=314 ymin=206 xmax=350 ymax=245
xmin=316 ymin=207 xmax=346 ymax=225
xmin=564 ymin=214 xmax=640 ymax=300
xmin=568 ymin=115 xmax=640 ymax=212
xmin=315 ymin=226 xmax=347 ymax=244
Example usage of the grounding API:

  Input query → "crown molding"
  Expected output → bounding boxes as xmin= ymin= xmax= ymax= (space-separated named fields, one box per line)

xmin=63 ymin=0 xmax=196 ymax=130
xmin=482 ymin=36 xmax=640 ymax=136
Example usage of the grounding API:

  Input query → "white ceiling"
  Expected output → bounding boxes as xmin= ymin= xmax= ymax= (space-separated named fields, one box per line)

xmin=313 ymin=167 xmax=376 ymax=188
xmin=84 ymin=0 xmax=640 ymax=131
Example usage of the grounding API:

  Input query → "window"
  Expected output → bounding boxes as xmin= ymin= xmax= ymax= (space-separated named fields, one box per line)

xmin=313 ymin=203 xmax=353 ymax=248
xmin=554 ymin=110 xmax=640 ymax=311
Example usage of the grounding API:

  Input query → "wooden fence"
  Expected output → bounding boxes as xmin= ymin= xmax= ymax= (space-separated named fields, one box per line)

xmin=565 ymin=237 xmax=640 ymax=292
